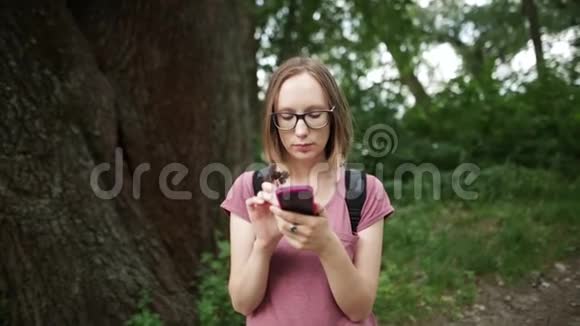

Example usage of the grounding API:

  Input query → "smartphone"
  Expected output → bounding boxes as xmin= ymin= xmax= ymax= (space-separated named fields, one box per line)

xmin=275 ymin=185 xmax=315 ymax=215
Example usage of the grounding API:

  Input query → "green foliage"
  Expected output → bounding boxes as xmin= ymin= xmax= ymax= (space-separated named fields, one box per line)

xmin=195 ymin=235 xmax=244 ymax=326
xmin=248 ymin=1 xmax=580 ymax=323
xmin=125 ymin=290 xmax=163 ymax=326
xmin=375 ymin=166 xmax=580 ymax=324
xmin=468 ymin=164 xmax=577 ymax=201
xmin=402 ymin=75 xmax=580 ymax=176
xmin=255 ymin=0 xmax=580 ymax=181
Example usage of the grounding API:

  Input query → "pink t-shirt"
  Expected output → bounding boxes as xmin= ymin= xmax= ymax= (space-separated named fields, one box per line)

xmin=220 ymin=168 xmax=395 ymax=325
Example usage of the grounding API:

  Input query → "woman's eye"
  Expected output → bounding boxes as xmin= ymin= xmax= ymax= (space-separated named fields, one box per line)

xmin=308 ymin=112 xmax=322 ymax=118
xmin=280 ymin=113 xmax=295 ymax=120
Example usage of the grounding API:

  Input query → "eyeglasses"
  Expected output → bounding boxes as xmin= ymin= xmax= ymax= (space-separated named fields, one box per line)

xmin=271 ymin=106 xmax=335 ymax=130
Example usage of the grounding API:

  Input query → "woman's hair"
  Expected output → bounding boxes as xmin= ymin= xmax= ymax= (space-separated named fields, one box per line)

xmin=261 ymin=56 xmax=353 ymax=170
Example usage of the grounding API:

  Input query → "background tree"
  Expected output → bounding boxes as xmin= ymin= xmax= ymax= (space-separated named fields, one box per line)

xmin=0 ymin=1 xmax=254 ymax=324
xmin=522 ymin=0 xmax=546 ymax=77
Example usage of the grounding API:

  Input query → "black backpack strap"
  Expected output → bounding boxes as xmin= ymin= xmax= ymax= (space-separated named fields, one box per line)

xmin=252 ymin=167 xmax=271 ymax=195
xmin=345 ymin=169 xmax=367 ymax=234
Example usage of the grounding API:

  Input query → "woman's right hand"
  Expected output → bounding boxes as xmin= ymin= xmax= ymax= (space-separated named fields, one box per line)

xmin=245 ymin=182 xmax=282 ymax=250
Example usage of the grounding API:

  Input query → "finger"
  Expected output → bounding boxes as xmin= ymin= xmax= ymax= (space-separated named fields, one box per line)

xmin=279 ymin=221 xmax=306 ymax=242
xmin=283 ymin=233 xmax=306 ymax=250
xmin=284 ymin=221 xmax=301 ymax=236
xmin=258 ymin=190 xmax=277 ymax=205
xmin=274 ymin=215 xmax=300 ymax=237
xmin=274 ymin=215 xmax=285 ymax=231
xmin=313 ymin=202 xmax=327 ymax=217
xmin=261 ymin=182 xmax=276 ymax=192
xmin=284 ymin=222 xmax=308 ymax=241
xmin=246 ymin=196 xmax=264 ymax=205
xmin=270 ymin=206 xmax=309 ymax=224
xmin=269 ymin=206 xmax=298 ymax=223
xmin=261 ymin=183 xmax=280 ymax=206
xmin=245 ymin=196 xmax=265 ymax=207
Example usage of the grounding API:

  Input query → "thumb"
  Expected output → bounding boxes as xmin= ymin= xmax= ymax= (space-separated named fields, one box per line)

xmin=313 ymin=202 xmax=327 ymax=217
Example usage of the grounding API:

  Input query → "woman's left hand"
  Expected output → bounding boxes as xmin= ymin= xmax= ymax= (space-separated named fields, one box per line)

xmin=269 ymin=203 xmax=335 ymax=255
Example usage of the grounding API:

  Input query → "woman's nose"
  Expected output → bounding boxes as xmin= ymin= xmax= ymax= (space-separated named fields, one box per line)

xmin=294 ymin=119 xmax=309 ymax=137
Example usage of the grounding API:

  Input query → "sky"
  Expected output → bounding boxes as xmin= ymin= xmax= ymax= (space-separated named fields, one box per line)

xmin=415 ymin=28 xmax=577 ymax=94
xmin=361 ymin=0 xmax=577 ymax=111
xmin=256 ymin=0 xmax=578 ymax=113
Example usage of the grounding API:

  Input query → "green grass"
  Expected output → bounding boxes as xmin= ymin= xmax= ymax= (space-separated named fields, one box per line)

xmin=374 ymin=165 xmax=580 ymax=324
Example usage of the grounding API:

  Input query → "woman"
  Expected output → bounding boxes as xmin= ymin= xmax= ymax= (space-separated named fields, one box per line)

xmin=220 ymin=56 xmax=394 ymax=325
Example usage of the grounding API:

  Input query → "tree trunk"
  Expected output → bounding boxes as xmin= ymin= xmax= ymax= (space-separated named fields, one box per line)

xmin=354 ymin=0 xmax=431 ymax=108
xmin=522 ymin=0 xmax=546 ymax=78
xmin=277 ymin=0 xmax=302 ymax=62
xmin=385 ymin=40 xmax=431 ymax=108
xmin=0 ymin=1 xmax=254 ymax=325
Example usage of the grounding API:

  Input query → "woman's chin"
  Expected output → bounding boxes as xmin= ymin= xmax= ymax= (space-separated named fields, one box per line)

xmin=289 ymin=149 xmax=323 ymax=161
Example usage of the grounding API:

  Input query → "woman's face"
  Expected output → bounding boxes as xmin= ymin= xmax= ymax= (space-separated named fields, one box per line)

xmin=275 ymin=72 xmax=331 ymax=164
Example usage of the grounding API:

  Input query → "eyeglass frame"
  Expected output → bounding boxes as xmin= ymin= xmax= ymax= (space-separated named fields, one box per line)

xmin=270 ymin=105 xmax=336 ymax=130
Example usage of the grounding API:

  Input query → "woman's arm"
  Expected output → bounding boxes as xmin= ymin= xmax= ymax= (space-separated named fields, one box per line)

xmin=228 ymin=214 xmax=276 ymax=315
xmin=318 ymin=219 xmax=385 ymax=322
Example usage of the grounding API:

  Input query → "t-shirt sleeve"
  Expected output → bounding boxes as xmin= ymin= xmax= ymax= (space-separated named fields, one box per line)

xmin=220 ymin=171 xmax=254 ymax=222
xmin=356 ymin=174 xmax=395 ymax=232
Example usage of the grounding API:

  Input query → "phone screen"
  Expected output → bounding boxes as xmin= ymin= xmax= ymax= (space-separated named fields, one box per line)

xmin=275 ymin=185 xmax=315 ymax=215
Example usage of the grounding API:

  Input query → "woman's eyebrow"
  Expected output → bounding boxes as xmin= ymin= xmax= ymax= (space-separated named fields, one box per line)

xmin=278 ymin=105 xmax=327 ymax=112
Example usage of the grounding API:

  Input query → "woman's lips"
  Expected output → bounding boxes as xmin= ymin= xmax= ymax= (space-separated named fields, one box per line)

xmin=293 ymin=143 xmax=313 ymax=152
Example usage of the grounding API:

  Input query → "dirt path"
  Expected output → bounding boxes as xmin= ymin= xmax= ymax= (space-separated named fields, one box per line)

xmin=425 ymin=257 xmax=580 ymax=326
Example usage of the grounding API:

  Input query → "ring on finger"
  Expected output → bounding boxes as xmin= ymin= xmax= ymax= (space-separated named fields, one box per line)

xmin=289 ymin=224 xmax=298 ymax=233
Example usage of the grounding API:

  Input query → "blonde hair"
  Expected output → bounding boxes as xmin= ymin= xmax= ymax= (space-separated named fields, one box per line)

xmin=261 ymin=57 xmax=353 ymax=170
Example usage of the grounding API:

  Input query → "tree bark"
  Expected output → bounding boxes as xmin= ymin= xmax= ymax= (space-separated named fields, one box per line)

xmin=0 ymin=1 xmax=254 ymax=324
xmin=522 ymin=0 xmax=546 ymax=78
